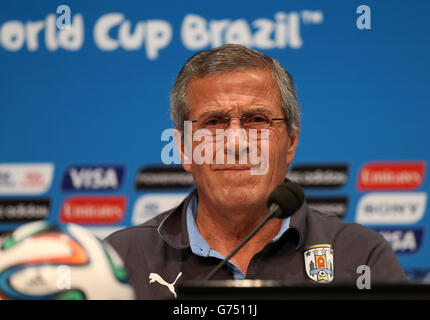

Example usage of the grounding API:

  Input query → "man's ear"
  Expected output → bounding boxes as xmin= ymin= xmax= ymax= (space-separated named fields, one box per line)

xmin=173 ymin=128 xmax=192 ymax=172
xmin=286 ymin=127 xmax=299 ymax=168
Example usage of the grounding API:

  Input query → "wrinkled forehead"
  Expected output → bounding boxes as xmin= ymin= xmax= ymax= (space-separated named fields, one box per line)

xmin=185 ymin=69 xmax=281 ymax=117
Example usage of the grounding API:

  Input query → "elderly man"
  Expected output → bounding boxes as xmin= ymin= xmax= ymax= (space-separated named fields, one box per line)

xmin=106 ymin=44 xmax=406 ymax=300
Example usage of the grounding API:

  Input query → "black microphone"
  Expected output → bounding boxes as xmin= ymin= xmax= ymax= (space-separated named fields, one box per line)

xmin=204 ymin=181 xmax=305 ymax=281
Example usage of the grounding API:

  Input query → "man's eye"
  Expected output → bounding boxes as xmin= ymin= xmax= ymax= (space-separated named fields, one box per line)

xmin=248 ymin=115 xmax=268 ymax=123
xmin=206 ymin=118 xmax=222 ymax=126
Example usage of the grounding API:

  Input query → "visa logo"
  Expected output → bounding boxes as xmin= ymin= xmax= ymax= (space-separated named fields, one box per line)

xmin=62 ymin=165 xmax=125 ymax=191
xmin=374 ymin=228 xmax=424 ymax=254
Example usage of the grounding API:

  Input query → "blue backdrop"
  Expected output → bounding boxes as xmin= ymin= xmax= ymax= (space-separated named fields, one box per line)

xmin=1 ymin=0 xmax=429 ymax=282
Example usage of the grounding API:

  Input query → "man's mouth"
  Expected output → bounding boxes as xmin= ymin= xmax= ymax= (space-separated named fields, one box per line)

xmin=213 ymin=165 xmax=253 ymax=171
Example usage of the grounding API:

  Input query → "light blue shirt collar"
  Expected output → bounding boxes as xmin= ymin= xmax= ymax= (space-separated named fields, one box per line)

xmin=186 ymin=193 xmax=290 ymax=279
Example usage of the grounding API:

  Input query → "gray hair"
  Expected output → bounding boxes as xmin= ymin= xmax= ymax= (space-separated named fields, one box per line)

xmin=170 ymin=44 xmax=300 ymax=136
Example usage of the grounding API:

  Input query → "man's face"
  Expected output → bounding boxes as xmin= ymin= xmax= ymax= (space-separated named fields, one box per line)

xmin=179 ymin=68 xmax=299 ymax=210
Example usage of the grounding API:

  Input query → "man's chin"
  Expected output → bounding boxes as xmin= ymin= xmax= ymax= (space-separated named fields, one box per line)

xmin=216 ymin=187 xmax=266 ymax=208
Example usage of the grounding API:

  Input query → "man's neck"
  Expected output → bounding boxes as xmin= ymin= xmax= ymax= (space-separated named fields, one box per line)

xmin=195 ymin=196 xmax=282 ymax=275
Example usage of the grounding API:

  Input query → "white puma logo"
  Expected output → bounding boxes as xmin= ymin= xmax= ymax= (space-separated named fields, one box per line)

xmin=148 ymin=272 xmax=182 ymax=298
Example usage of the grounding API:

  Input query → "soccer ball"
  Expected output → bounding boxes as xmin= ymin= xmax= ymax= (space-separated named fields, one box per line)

xmin=0 ymin=221 xmax=135 ymax=300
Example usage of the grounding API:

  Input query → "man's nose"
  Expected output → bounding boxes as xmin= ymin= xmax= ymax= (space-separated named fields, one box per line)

xmin=225 ymin=120 xmax=249 ymax=162
xmin=227 ymin=117 xmax=243 ymax=129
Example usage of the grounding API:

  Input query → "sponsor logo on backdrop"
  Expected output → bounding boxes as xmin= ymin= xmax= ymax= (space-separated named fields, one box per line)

xmin=355 ymin=192 xmax=427 ymax=225
xmin=60 ymin=196 xmax=126 ymax=224
xmin=307 ymin=197 xmax=348 ymax=219
xmin=0 ymin=164 xmax=54 ymax=195
xmin=374 ymin=228 xmax=424 ymax=254
xmin=0 ymin=199 xmax=50 ymax=222
xmin=0 ymin=171 xmax=14 ymax=187
xmin=135 ymin=166 xmax=194 ymax=190
xmin=287 ymin=164 xmax=348 ymax=188
xmin=357 ymin=161 xmax=426 ymax=191
xmin=0 ymin=10 xmax=323 ymax=59
xmin=132 ymin=193 xmax=187 ymax=225
xmin=62 ymin=165 xmax=125 ymax=191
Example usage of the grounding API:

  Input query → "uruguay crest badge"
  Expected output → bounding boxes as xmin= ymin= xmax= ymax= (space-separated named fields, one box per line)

xmin=304 ymin=244 xmax=334 ymax=283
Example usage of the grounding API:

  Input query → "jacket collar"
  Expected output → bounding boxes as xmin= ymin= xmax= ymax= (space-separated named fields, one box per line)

xmin=157 ymin=189 xmax=196 ymax=250
xmin=288 ymin=199 xmax=307 ymax=250
xmin=157 ymin=187 xmax=307 ymax=251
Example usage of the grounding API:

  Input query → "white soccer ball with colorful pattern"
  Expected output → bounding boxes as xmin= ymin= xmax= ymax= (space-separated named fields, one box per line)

xmin=0 ymin=221 xmax=135 ymax=300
